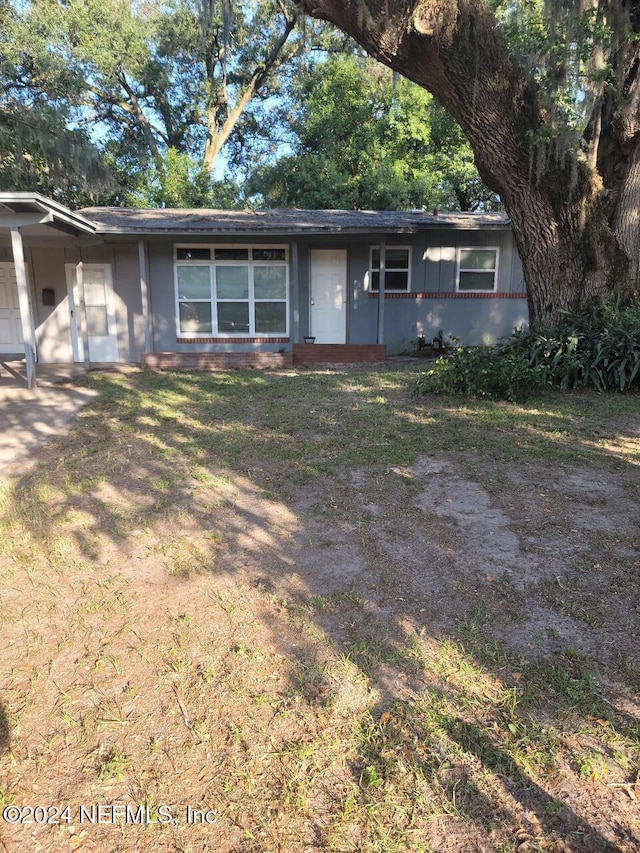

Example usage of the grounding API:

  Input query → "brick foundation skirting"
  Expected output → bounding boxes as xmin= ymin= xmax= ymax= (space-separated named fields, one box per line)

xmin=176 ymin=337 xmax=289 ymax=344
xmin=369 ymin=292 xmax=527 ymax=299
xmin=293 ymin=344 xmax=386 ymax=364
xmin=142 ymin=352 xmax=293 ymax=370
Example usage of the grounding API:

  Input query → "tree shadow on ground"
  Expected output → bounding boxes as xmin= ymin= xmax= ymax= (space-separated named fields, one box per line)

xmin=0 ymin=703 xmax=9 ymax=753
xmin=0 ymin=366 xmax=638 ymax=852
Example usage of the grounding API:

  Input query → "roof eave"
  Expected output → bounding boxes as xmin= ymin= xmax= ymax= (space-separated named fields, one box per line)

xmin=91 ymin=222 xmax=510 ymax=237
xmin=0 ymin=191 xmax=96 ymax=234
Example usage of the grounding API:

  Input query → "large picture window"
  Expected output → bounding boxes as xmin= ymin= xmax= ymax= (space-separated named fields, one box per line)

xmin=175 ymin=245 xmax=288 ymax=336
xmin=370 ymin=247 xmax=411 ymax=291
xmin=456 ymin=248 xmax=498 ymax=292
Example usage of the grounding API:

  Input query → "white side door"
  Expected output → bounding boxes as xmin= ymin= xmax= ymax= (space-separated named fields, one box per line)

xmin=0 ymin=262 xmax=25 ymax=354
xmin=65 ymin=263 xmax=119 ymax=362
xmin=310 ymin=249 xmax=347 ymax=344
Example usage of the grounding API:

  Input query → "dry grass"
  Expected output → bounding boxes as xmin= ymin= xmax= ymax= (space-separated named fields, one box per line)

xmin=0 ymin=364 xmax=638 ymax=853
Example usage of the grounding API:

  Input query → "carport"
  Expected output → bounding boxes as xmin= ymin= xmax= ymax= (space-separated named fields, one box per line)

xmin=0 ymin=193 xmax=96 ymax=389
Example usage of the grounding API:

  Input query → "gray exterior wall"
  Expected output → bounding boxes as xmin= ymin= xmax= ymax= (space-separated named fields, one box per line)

xmin=0 ymin=242 xmax=75 ymax=363
xmin=31 ymin=247 xmax=74 ymax=362
xmin=146 ymin=229 xmax=528 ymax=356
xmin=1 ymin=226 xmax=529 ymax=365
xmin=296 ymin=228 xmax=527 ymax=353
xmin=0 ymin=238 xmax=146 ymax=364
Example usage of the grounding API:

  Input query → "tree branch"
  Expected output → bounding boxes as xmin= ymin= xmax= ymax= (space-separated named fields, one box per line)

xmin=115 ymin=70 xmax=165 ymax=175
xmin=203 ymin=10 xmax=299 ymax=175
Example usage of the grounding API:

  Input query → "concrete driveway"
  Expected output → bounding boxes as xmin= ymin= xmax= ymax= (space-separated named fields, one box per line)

xmin=0 ymin=362 xmax=100 ymax=479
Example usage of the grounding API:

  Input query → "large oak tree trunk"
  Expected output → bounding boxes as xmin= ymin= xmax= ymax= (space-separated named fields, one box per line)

xmin=296 ymin=0 xmax=640 ymax=330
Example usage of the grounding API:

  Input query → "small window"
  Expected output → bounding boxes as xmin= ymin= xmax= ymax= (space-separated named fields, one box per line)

xmin=176 ymin=247 xmax=211 ymax=261
xmin=253 ymin=248 xmax=286 ymax=261
xmin=215 ymin=248 xmax=249 ymax=261
xmin=370 ymin=247 xmax=410 ymax=291
xmin=457 ymin=248 xmax=498 ymax=292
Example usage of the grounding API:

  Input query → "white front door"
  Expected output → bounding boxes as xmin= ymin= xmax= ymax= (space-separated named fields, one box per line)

xmin=65 ymin=263 xmax=119 ymax=362
xmin=0 ymin=262 xmax=25 ymax=354
xmin=310 ymin=249 xmax=347 ymax=344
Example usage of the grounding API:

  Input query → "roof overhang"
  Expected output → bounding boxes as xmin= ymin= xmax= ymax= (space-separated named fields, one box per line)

xmin=0 ymin=192 xmax=96 ymax=236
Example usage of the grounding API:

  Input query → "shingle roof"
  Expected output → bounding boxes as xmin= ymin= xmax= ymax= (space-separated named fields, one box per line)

xmin=77 ymin=206 xmax=510 ymax=235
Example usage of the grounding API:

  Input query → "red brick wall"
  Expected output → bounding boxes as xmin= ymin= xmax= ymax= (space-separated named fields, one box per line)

xmin=142 ymin=346 xmax=386 ymax=369
xmin=292 ymin=344 xmax=386 ymax=364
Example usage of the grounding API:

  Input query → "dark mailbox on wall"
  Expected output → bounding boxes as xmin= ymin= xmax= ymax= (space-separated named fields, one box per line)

xmin=42 ymin=288 xmax=56 ymax=307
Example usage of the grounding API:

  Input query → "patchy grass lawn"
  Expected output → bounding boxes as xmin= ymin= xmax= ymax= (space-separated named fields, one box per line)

xmin=0 ymin=364 xmax=638 ymax=853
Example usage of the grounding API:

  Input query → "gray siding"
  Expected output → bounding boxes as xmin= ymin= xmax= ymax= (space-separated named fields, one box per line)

xmin=30 ymin=247 xmax=74 ymax=362
xmin=345 ymin=228 xmax=528 ymax=353
xmin=150 ymin=230 xmax=528 ymax=355
xmin=1 ymin=225 xmax=528 ymax=365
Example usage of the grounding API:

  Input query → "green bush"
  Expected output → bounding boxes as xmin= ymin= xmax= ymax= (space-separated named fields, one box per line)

xmin=416 ymin=340 xmax=549 ymax=402
xmin=417 ymin=298 xmax=640 ymax=401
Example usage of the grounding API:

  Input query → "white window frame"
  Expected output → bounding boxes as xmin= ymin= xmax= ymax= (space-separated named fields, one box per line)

xmin=456 ymin=247 xmax=499 ymax=293
xmin=174 ymin=244 xmax=289 ymax=337
xmin=368 ymin=245 xmax=412 ymax=292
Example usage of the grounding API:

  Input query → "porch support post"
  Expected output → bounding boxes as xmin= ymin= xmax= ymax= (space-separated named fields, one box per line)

xmin=138 ymin=239 xmax=152 ymax=354
xmin=10 ymin=227 xmax=37 ymax=389
xmin=75 ymin=260 xmax=90 ymax=369
xmin=377 ymin=239 xmax=386 ymax=345
xmin=291 ymin=241 xmax=299 ymax=343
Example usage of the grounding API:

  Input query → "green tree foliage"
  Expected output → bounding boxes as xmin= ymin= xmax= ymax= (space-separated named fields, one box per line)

xmin=1 ymin=0 xmax=306 ymax=206
xmin=0 ymin=0 xmax=108 ymax=202
xmin=247 ymin=54 xmax=497 ymax=210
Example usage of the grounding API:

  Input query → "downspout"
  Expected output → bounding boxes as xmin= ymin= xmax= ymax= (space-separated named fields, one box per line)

xmin=377 ymin=239 xmax=386 ymax=345
xmin=291 ymin=241 xmax=299 ymax=344
xmin=138 ymin=239 xmax=152 ymax=357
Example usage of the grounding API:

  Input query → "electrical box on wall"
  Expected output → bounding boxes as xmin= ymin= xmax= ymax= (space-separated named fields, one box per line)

xmin=42 ymin=288 xmax=55 ymax=306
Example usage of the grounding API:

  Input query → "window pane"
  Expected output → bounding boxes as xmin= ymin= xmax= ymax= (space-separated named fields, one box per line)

xmin=82 ymin=267 xmax=105 ymax=284
xmin=370 ymin=270 xmax=408 ymax=291
xmin=86 ymin=305 xmax=108 ymax=336
xmin=84 ymin=280 xmax=106 ymax=306
xmin=217 ymin=302 xmax=250 ymax=332
xmin=179 ymin=301 xmax=212 ymax=333
xmin=386 ymin=271 xmax=409 ymax=290
xmin=458 ymin=271 xmax=496 ymax=291
xmin=216 ymin=266 xmax=249 ymax=299
xmin=460 ymin=249 xmax=496 ymax=270
xmin=177 ymin=248 xmax=211 ymax=260
xmin=255 ymin=302 xmax=286 ymax=333
xmin=214 ymin=248 xmax=249 ymax=261
xmin=253 ymin=248 xmax=286 ymax=261
xmin=177 ymin=266 xmax=211 ymax=300
xmin=386 ymin=249 xmax=409 ymax=270
xmin=371 ymin=248 xmax=408 ymax=271
xmin=254 ymin=266 xmax=286 ymax=299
